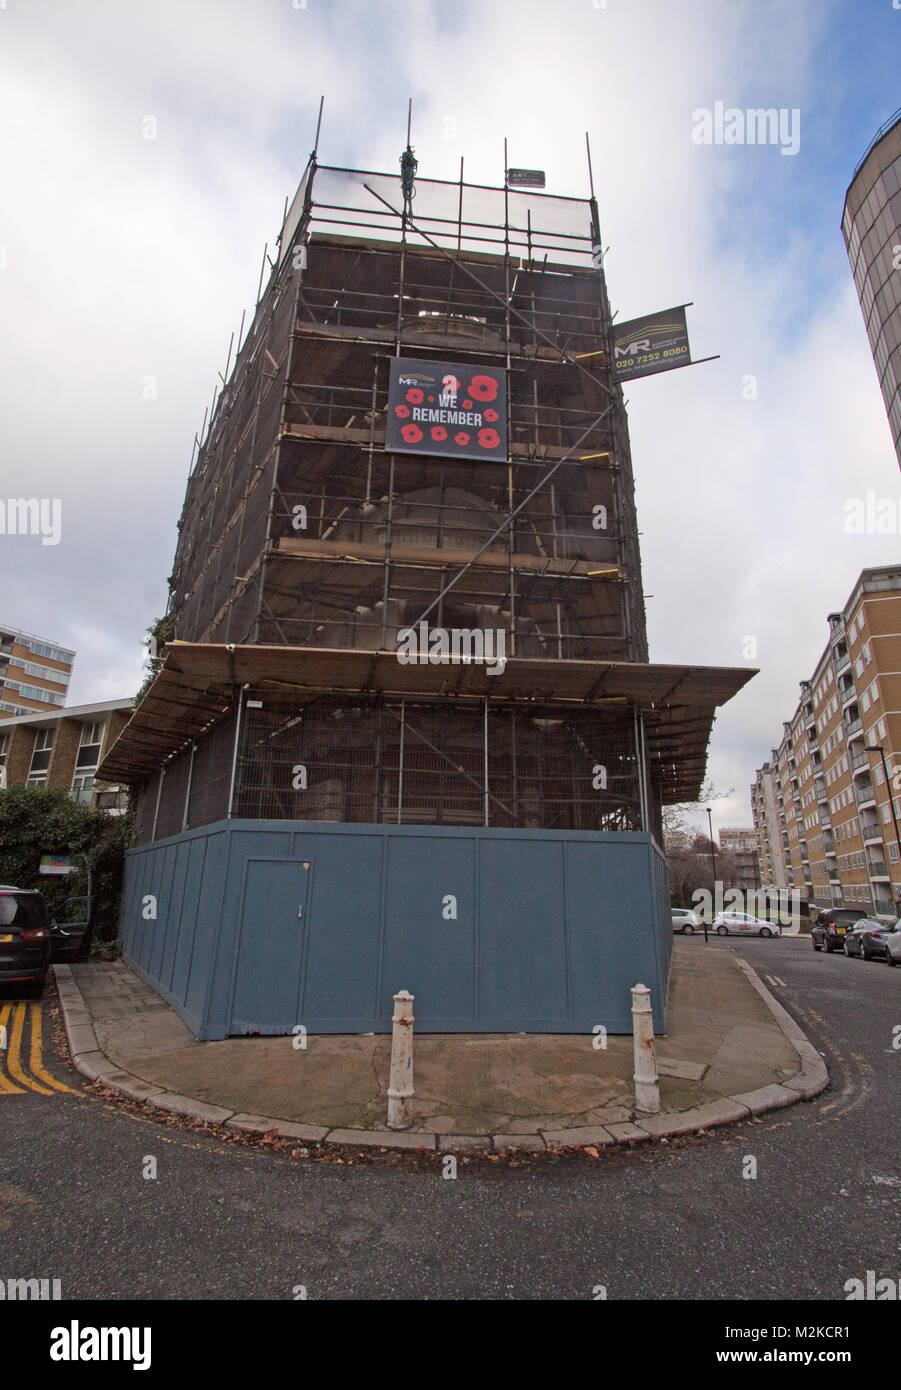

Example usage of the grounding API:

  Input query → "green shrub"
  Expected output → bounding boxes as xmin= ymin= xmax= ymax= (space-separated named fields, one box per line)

xmin=0 ymin=785 xmax=133 ymax=940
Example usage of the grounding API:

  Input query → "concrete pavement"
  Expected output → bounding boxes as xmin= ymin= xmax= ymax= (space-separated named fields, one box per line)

xmin=53 ymin=939 xmax=828 ymax=1151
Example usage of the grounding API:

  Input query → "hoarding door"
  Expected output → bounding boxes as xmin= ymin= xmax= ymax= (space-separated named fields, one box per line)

xmin=231 ymin=859 xmax=311 ymax=1034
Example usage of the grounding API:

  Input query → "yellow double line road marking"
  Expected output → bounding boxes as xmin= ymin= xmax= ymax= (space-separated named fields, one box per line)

xmin=0 ymin=1001 xmax=77 ymax=1095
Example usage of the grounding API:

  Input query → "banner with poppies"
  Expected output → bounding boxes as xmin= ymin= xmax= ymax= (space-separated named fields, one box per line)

xmin=385 ymin=357 xmax=507 ymax=462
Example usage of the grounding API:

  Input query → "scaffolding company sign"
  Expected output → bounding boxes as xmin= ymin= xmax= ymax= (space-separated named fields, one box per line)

xmin=386 ymin=357 xmax=507 ymax=463
xmin=613 ymin=306 xmax=691 ymax=381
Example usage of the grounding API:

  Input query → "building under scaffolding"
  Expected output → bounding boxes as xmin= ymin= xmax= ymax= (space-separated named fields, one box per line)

xmin=102 ymin=133 xmax=754 ymax=1039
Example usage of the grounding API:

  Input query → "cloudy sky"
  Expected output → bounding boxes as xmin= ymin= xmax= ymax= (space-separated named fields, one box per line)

xmin=1 ymin=0 xmax=900 ymax=833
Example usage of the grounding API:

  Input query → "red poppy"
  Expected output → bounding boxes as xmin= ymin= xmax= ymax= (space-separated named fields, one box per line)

xmin=394 ymin=404 xmax=410 ymax=418
xmin=401 ymin=423 xmax=424 ymax=444
xmin=478 ymin=427 xmax=501 ymax=450
xmin=431 ymin=426 xmax=448 ymax=441
xmin=406 ymin=387 xmax=424 ymax=405
xmin=455 ymin=431 xmax=470 ymax=446
xmin=468 ymin=374 xmax=499 ymax=402
xmin=463 ymin=399 xmax=473 ymax=410
xmin=484 ymin=408 xmax=499 ymax=422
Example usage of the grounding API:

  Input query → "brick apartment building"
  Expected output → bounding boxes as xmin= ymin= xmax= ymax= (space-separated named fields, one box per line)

xmin=0 ymin=624 xmax=74 ymax=718
xmin=843 ymin=106 xmax=901 ymax=468
xmin=751 ymin=566 xmax=901 ymax=918
xmin=717 ymin=826 xmax=760 ymax=893
xmin=751 ymin=758 xmax=789 ymax=891
xmin=0 ymin=698 xmax=132 ymax=812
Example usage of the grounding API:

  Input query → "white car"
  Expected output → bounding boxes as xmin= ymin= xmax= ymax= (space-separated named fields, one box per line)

xmin=672 ymin=907 xmax=703 ymax=934
xmin=712 ymin=911 xmax=780 ymax=938
xmin=885 ymin=920 xmax=901 ymax=967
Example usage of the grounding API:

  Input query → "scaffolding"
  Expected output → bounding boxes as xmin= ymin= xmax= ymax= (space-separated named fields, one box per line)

xmin=167 ymin=154 xmax=648 ymax=668
xmin=133 ymin=688 xmax=647 ymax=844
xmin=109 ymin=134 xmax=761 ymax=849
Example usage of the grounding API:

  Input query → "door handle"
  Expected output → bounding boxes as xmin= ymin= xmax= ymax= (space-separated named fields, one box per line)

xmin=297 ymin=906 xmax=304 ymax=920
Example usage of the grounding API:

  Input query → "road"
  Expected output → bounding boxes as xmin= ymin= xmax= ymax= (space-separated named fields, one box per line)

xmin=1 ymin=936 xmax=899 ymax=1301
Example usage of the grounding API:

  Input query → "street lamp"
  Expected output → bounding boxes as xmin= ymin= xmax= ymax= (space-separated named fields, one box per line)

xmin=704 ymin=805 xmax=717 ymax=943
xmin=706 ymin=805 xmax=719 ymax=881
xmin=866 ymin=744 xmax=901 ymax=916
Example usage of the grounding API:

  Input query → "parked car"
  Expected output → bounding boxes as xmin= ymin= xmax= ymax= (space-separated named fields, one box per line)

xmin=843 ymin=918 xmax=895 ymax=961
xmin=712 ymin=912 xmax=780 ymax=937
xmin=811 ymin=907 xmax=871 ymax=953
xmin=886 ymin=922 xmax=901 ymax=967
xmin=0 ymin=887 xmax=52 ymax=996
xmin=672 ymin=907 xmax=702 ymax=934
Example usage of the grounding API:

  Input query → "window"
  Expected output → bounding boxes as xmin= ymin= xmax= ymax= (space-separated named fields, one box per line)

xmin=75 ymin=721 xmax=105 ymax=771
xmin=21 ymin=660 xmax=65 ymax=683
xmin=70 ymin=774 xmax=94 ymax=806
xmin=29 ymin=727 xmax=54 ymax=775
xmin=15 ymin=684 xmax=65 ymax=705
xmin=25 ymin=640 xmax=72 ymax=665
xmin=94 ymin=787 xmax=128 ymax=812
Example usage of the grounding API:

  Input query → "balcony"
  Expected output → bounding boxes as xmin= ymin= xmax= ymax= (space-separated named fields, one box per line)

xmin=834 ymin=648 xmax=851 ymax=674
xmin=850 ymin=749 xmax=871 ymax=775
xmin=868 ymin=858 xmax=889 ymax=878
xmin=855 ymin=779 xmax=876 ymax=807
xmin=845 ymin=714 xmax=863 ymax=739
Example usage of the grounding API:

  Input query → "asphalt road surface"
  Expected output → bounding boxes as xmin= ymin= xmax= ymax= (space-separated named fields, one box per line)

xmin=1 ymin=936 xmax=899 ymax=1301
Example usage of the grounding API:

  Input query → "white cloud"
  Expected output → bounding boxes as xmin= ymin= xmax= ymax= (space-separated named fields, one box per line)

xmin=0 ymin=0 xmax=896 ymax=837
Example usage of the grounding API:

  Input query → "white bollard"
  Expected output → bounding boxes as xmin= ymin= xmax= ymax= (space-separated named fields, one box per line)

xmin=631 ymin=983 xmax=660 ymax=1114
xmin=387 ymin=989 xmax=415 ymax=1130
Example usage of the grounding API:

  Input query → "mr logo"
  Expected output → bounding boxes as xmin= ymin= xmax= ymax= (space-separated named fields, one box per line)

xmin=615 ymin=338 xmax=651 ymax=358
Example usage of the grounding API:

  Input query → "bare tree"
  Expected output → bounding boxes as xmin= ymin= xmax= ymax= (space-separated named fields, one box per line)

xmin=664 ymin=779 xmax=742 ymax=906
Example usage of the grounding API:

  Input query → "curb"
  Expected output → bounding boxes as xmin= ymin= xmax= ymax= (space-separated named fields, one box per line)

xmin=52 ymin=956 xmax=828 ymax=1154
